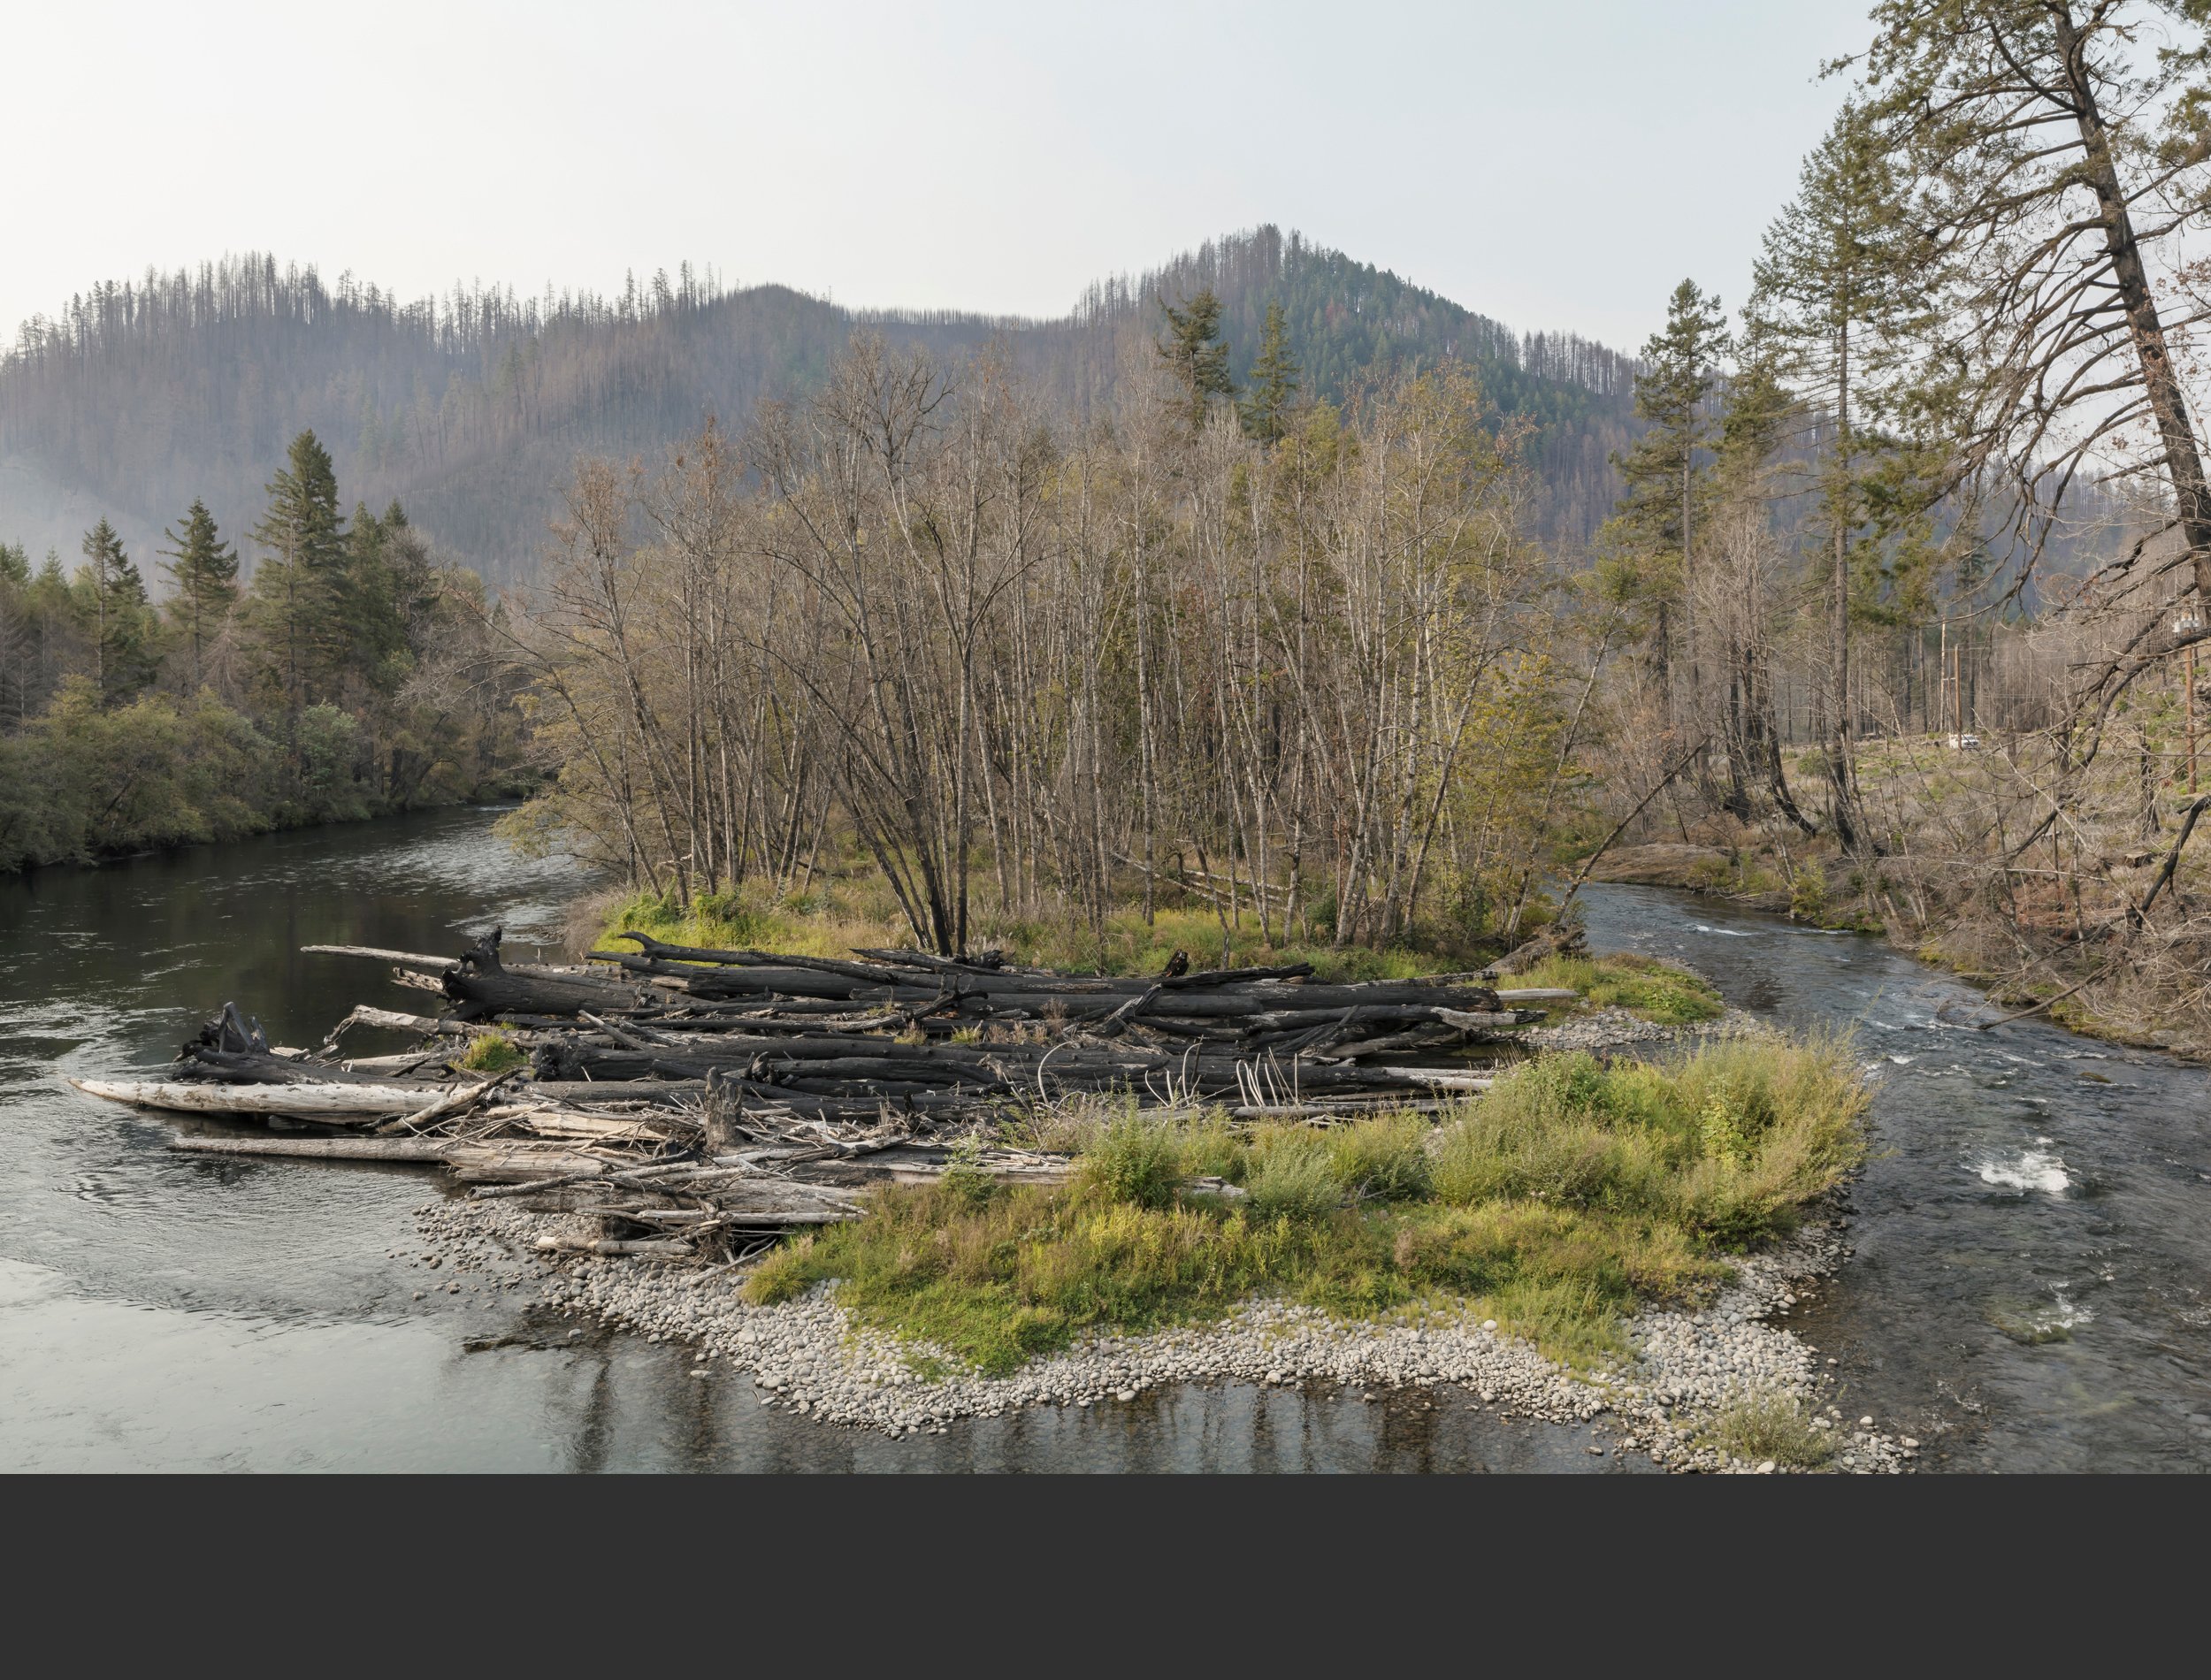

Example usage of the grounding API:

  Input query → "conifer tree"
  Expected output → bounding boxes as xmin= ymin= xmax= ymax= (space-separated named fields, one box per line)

xmin=1157 ymin=289 xmax=1235 ymax=431
xmin=249 ymin=429 xmax=348 ymax=713
xmin=157 ymin=497 xmax=238 ymax=693
xmin=77 ymin=518 xmax=155 ymax=706
xmin=1610 ymin=280 xmax=1729 ymax=694
xmin=1750 ymin=101 xmax=1925 ymax=849
xmin=1241 ymin=301 xmax=1300 ymax=444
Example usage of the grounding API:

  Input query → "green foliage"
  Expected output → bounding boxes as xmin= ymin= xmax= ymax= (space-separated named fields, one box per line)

xmin=1433 ymin=1038 xmax=1868 ymax=1247
xmin=1606 ymin=279 xmax=1730 ymax=614
xmin=938 ymin=1134 xmax=1003 ymax=1212
xmin=1698 ymin=1394 xmax=1835 ymax=1470
xmin=456 ymin=1033 xmax=527 ymax=1074
xmin=157 ymin=498 xmax=237 ymax=691
xmin=1243 ymin=1133 xmax=1343 ymax=1220
xmin=249 ymin=428 xmax=351 ymax=714
xmin=1077 ymin=1114 xmax=1187 ymax=1210
xmin=1241 ymin=300 xmax=1300 ymax=443
xmin=75 ymin=519 xmax=158 ymax=706
xmin=0 ymin=683 xmax=279 ymax=871
xmin=1158 ymin=287 xmax=1236 ymax=430
xmin=2 ymin=443 xmax=522 ymax=874
xmin=745 ymin=1034 xmax=1867 ymax=1374
xmin=1515 ymin=952 xmax=1725 ymax=1024
xmin=1789 ymin=861 xmax=1828 ymax=921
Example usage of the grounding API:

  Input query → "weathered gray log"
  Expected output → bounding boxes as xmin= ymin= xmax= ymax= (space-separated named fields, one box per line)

xmin=374 ymin=1067 xmax=525 ymax=1135
xmin=533 ymin=1235 xmax=695 ymax=1257
xmin=168 ymin=1134 xmax=452 ymax=1162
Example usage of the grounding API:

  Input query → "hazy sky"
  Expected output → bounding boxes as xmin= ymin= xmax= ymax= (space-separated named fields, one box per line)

xmin=6 ymin=1 xmax=1875 ymax=353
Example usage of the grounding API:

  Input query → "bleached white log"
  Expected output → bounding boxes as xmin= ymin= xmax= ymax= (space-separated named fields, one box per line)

xmin=302 ymin=944 xmax=456 ymax=971
xmin=71 ymin=1078 xmax=443 ymax=1117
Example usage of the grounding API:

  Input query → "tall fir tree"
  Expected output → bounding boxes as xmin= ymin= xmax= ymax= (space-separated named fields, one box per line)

xmin=1157 ymin=288 xmax=1235 ymax=431
xmin=1750 ymin=99 xmax=1927 ymax=850
xmin=157 ymin=497 xmax=238 ymax=693
xmin=249 ymin=428 xmax=348 ymax=713
xmin=1610 ymin=279 xmax=1730 ymax=693
xmin=1241 ymin=300 xmax=1300 ymax=444
xmin=76 ymin=518 xmax=156 ymax=706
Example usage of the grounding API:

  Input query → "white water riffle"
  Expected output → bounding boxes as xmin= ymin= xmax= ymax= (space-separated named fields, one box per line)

xmin=1976 ymin=1142 xmax=2071 ymax=1195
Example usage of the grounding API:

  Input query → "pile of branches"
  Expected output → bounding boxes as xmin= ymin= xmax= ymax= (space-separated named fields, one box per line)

xmin=69 ymin=929 xmax=1577 ymax=1264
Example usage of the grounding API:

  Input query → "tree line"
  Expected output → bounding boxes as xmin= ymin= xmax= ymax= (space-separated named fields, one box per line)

xmin=1587 ymin=0 xmax=2211 ymax=1035
xmin=0 ymin=429 xmax=525 ymax=873
xmin=512 ymin=298 xmax=1584 ymax=958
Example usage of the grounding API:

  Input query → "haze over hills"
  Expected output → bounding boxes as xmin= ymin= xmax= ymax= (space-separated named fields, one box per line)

xmin=0 ymin=226 xmax=1639 ymax=585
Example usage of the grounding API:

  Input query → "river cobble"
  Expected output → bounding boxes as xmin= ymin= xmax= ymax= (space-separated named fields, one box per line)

xmin=414 ymin=1186 xmax=1912 ymax=1472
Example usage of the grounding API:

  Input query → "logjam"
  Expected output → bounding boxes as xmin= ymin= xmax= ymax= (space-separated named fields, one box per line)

xmin=66 ymin=928 xmax=1587 ymax=1265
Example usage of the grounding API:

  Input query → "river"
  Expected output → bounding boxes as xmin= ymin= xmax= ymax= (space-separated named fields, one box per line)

xmin=3 ymin=810 xmax=2204 ymax=1470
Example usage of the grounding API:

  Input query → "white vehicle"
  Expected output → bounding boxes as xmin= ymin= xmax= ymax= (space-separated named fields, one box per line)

xmin=1945 ymin=732 xmax=1981 ymax=750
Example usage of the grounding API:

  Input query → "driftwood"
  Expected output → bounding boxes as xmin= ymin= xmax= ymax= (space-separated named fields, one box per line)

xmin=69 ymin=934 xmax=1590 ymax=1264
xmin=73 ymin=1078 xmax=448 ymax=1117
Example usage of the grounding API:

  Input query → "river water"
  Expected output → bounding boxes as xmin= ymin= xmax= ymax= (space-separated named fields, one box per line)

xmin=3 ymin=810 xmax=2205 ymax=1470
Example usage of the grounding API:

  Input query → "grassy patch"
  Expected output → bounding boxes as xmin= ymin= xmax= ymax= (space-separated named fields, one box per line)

xmin=742 ymin=1033 xmax=1865 ymax=1375
xmin=455 ymin=1032 xmax=526 ymax=1074
xmin=597 ymin=882 xmax=1505 ymax=982
xmin=1514 ymin=952 xmax=1725 ymax=1025
xmin=1698 ymin=1394 xmax=1835 ymax=1470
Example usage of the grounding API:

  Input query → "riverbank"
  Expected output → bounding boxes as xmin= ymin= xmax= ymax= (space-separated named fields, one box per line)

xmin=415 ymin=1161 xmax=1908 ymax=1472
xmin=1585 ymin=840 xmax=2211 ymax=1060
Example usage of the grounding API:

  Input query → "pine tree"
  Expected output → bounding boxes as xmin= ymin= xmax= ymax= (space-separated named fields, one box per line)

xmin=1157 ymin=288 xmax=1235 ymax=431
xmin=1610 ymin=280 xmax=1730 ymax=692
xmin=1750 ymin=100 xmax=1926 ymax=850
xmin=249 ymin=429 xmax=348 ymax=713
xmin=1241 ymin=301 xmax=1301 ymax=444
xmin=157 ymin=497 xmax=238 ymax=693
xmin=77 ymin=518 xmax=156 ymax=706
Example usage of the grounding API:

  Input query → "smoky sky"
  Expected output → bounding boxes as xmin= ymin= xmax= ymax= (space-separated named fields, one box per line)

xmin=6 ymin=0 xmax=1870 ymax=353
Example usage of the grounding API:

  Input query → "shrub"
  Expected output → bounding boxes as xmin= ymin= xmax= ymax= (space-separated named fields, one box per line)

xmin=456 ymin=1032 xmax=525 ymax=1073
xmin=938 ymin=1134 xmax=1000 ymax=1210
xmin=1699 ymin=1394 xmax=1834 ymax=1470
xmin=1244 ymin=1134 xmax=1343 ymax=1220
xmin=1327 ymin=1113 xmax=1432 ymax=1202
xmin=1077 ymin=1114 xmax=1185 ymax=1209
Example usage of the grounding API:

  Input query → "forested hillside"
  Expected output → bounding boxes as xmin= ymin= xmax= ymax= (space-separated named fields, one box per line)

xmin=0 ymin=228 xmax=1636 ymax=584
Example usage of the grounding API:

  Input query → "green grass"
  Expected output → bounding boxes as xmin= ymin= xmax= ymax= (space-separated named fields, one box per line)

xmin=1513 ymin=952 xmax=1725 ymax=1025
xmin=743 ymin=1033 xmax=1866 ymax=1376
xmin=455 ymin=1032 xmax=526 ymax=1074
xmin=597 ymin=880 xmax=1519 ymax=982
xmin=1697 ymin=1394 xmax=1836 ymax=1470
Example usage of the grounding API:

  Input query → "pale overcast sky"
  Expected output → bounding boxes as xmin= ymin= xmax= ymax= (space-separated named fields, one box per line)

xmin=5 ymin=0 xmax=1873 ymax=354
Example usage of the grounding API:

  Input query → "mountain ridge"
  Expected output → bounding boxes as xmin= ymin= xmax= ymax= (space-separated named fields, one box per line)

xmin=0 ymin=226 xmax=1638 ymax=584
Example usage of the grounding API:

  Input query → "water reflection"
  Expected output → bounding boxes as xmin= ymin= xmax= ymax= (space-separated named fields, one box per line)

xmin=10 ymin=813 xmax=2203 ymax=1469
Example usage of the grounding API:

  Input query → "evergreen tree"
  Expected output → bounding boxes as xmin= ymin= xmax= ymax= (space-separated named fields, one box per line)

xmin=340 ymin=500 xmax=423 ymax=694
xmin=157 ymin=498 xmax=238 ymax=693
xmin=1241 ymin=301 xmax=1300 ymax=444
xmin=76 ymin=518 xmax=156 ymax=706
xmin=1610 ymin=279 xmax=1730 ymax=690
xmin=1157 ymin=288 xmax=1235 ymax=431
xmin=249 ymin=429 xmax=348 ymax=713
xmin=1750 ymin=100 xmax=1927 ymax=849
